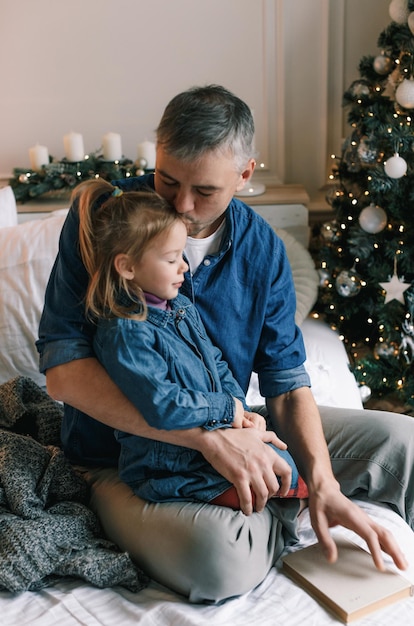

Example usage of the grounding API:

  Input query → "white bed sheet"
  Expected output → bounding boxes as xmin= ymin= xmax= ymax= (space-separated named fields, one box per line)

xmin=2 ymin=499 xmax=413 ymax=626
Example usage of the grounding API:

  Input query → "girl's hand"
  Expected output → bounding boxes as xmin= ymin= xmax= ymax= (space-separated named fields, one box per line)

xmin=232 ymin=397 xmax=245 ymax=428
xmin=242 ymin=410 xmax=266 ymax=431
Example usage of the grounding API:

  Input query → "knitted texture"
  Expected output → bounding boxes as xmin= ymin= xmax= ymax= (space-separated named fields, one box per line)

xmin=0 ymin=376 xmax=149 ymax=592
xmin=0 ymin=375 xmax=62 ymax=446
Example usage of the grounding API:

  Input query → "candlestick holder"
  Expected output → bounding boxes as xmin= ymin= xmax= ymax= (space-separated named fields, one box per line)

xmin=235 ymin=180 xmax=266 ymax=197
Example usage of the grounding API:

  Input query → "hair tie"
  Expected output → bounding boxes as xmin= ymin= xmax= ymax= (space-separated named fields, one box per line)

xmin=112 ymin=186 xmax=123 ymax=197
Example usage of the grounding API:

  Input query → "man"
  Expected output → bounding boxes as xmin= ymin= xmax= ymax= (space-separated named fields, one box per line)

xmin=38 ymin=85 xmax=411 ymax=603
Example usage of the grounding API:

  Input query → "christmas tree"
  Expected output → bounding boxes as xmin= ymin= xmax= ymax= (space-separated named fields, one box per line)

xmin=315 ymin=0 xmax=414 ymax=409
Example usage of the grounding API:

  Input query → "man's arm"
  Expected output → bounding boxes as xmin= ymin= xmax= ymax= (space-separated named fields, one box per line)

xmin=47 ymin=357 xmax=285 ymax=514
xmin=266 ymin=386 xmax=408 ymax=571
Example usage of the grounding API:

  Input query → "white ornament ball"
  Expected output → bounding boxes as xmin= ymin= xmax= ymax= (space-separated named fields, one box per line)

xmin=409 ymin=11 xmax=414 ymax=34
xmin=384 ymin=153 xmax=407 ymax=178
xmin=395 ymin=78 xmax=414 ymax=109
xmin=389 ymin=0 xmax=410 ymax=24
xmin=359 ymin=384 xmax=372 ymax=404
xmin=358 ymin=204 xmax=387 ymax=234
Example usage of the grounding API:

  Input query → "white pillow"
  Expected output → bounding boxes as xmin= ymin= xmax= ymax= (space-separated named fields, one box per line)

xmin=0 ymin=209 xmax=68 ymax=386
xmin=0 ymin=186 xmax=18 ymax=228
xmin=276 ymin=228 xmax=319 ymax=326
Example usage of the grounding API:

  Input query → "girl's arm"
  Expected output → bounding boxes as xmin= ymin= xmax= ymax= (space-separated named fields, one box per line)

xmin=95 ymin=323 xmax=236 ymax=432
xmin=46 ymin=357 xmax=283 ymax=515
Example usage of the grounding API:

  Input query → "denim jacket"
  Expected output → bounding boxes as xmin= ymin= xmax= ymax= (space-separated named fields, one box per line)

xmin=37 ymin=174 xmax=310 ymax=467
xmin=94 ymin=293 xmax=249 ymax=503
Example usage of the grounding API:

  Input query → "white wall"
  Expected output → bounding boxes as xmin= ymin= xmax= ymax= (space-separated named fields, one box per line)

xmin=283 ymin=0 xmax=390 ymax=202
xmin=0 ymin=0 xmax=282 ymax=180
xmin=0 ymin=0 xmax=391 ymax=203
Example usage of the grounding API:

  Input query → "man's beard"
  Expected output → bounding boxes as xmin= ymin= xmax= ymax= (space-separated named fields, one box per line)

xmin=182 ymin=215 xmax=225 ymax=238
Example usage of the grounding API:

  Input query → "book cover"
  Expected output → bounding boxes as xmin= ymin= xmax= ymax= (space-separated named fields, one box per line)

xmin=282 ymin=537 xmax=413 ymax=623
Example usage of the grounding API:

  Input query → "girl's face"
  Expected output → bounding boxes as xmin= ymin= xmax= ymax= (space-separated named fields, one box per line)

xmin=133 ymin=220 xmax=189 ymax=301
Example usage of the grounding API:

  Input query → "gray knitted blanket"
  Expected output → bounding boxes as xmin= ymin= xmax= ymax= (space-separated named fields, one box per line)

xmin=0 ymin=376 xmax=149 ymax=593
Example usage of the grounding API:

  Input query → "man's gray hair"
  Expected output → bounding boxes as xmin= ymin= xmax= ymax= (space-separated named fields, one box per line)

xmin=156 ymin=85 xmax=256 ymax=171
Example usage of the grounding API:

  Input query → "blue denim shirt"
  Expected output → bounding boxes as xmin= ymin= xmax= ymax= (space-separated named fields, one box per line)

xmin=95 ymin=293 xmax=250 ymax=502
xmin=37 ymin=174 xmax=310 ymax=466
xmin=96 ymin=294 xmax=246 ymax=432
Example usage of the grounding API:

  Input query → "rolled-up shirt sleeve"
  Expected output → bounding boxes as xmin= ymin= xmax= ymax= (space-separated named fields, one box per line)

xmin=259 ymin=363 xmax=311 ymax=399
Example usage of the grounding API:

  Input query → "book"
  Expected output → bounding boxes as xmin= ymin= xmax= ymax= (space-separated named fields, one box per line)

xmin=282 ymin=537 xmax=413 ymax=623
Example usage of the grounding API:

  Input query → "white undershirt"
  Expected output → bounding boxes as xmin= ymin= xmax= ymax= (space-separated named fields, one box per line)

xmin=185 ymin=220 xmax=226 ymax=275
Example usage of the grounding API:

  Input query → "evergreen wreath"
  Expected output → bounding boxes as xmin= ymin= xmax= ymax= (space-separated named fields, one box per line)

xmin=9 ymin=153 xmax=149 ymax=203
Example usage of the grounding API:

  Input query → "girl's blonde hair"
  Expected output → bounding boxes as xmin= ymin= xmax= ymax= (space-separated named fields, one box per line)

xmin=74 ymin=179 xmax=180 ymax=320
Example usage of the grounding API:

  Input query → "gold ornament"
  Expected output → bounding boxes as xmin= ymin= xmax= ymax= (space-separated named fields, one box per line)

xmin=373 ymin=55 xmax=394 ymax=75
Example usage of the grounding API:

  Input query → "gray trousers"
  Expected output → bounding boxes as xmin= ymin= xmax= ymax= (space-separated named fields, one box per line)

xmin=84 ymin=405 xmax=414 ymax=603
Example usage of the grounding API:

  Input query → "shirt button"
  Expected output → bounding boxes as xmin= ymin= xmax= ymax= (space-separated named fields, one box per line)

xmin=203 ymin=259 xmax=211 ymax=266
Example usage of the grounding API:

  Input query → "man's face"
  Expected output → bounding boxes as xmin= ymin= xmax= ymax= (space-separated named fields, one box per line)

xmin=154 ymin=146 xmax=254 ymax=238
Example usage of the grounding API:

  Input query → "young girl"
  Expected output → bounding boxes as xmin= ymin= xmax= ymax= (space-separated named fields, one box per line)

xmin=76 ymin=178 xmax=307 ymax=507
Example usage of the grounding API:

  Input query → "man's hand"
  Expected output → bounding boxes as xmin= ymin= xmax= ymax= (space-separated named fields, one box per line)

xmin=200 ymin=427 xmax=291 ymax=515
xmin=308 ymin=479 xmax=409 ymax=572
xmin=266 ymin=388 xmax=408 ymax=572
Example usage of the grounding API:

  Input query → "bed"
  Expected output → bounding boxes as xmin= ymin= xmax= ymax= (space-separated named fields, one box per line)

xmin=1 ymin=186 xmax=413 ymax=625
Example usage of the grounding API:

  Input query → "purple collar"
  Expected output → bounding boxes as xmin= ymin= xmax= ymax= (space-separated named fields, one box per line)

xmin=144 ymin=292 xmax=170 ymax=311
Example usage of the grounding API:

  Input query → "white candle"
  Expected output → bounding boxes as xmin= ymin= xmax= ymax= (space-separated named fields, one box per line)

xmin=63 ymin=132 xmax=85 ymax=162
xmin=29 ymin=144 xmax=49 ymax=171
xmin=102 ymin=132 xmax=122 ymax=161
xmin=137 ymin=140 xmax=156 ymax=169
